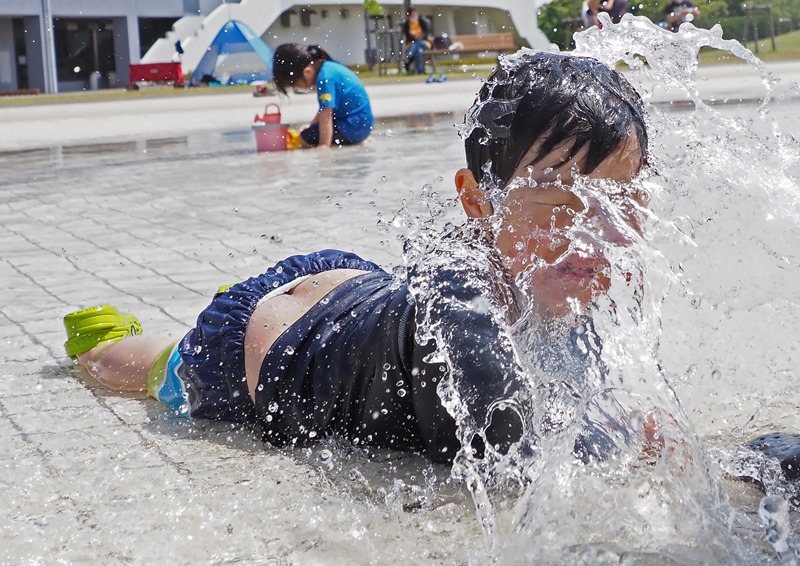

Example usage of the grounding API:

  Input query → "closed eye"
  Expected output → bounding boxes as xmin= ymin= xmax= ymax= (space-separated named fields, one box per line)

xmin=526 ymin=187 xmax=584 ymax=211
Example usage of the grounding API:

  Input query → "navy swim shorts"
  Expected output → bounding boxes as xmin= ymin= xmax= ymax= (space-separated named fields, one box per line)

xmin=175 ymin=250 xmax=383 ymax=423
xmin=300 ymin=123 xmax=358 ymax=146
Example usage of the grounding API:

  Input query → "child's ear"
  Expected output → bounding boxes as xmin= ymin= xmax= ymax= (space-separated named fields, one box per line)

xmin=455 ymin=168 xmax=493 ymax=218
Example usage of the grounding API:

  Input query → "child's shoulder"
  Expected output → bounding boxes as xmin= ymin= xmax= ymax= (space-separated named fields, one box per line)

xmin=405 ymin=227 xmax=518 ymax=315
xmin=320 ymin=60 xmax=360 ymax=83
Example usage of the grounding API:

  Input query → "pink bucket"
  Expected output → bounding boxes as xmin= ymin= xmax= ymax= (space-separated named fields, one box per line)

xmin=253 ymin=103 xmax=288 ymax=152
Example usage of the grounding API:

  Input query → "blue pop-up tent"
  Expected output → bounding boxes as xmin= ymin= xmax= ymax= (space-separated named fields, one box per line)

xmin=191 ymin=20 xmax=274 ymax=86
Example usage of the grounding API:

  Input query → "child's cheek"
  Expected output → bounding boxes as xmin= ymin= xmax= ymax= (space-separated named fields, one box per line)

xmin=496 ymin=230 xmax=571 ymax=278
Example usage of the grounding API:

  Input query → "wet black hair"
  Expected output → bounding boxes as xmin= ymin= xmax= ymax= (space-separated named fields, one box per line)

xmin=272 ymin=43 xmax=333 ymax=95
xmin=464 ymin=51 xmax=648 ymax=188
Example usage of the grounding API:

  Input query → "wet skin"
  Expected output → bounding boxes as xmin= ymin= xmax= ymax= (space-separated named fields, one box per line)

xmin=456 ymin=133 xmax=648 ymax=317
xmin=244 ymin=268 xmax=369 ymax=402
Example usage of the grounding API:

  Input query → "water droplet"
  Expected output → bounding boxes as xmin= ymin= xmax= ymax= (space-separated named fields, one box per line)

xmin=383 ymin=363 xmax=391 ymax=371
xmin=397 ymin=388 xmax=407 ymax=398
xmin=284 ymin=345 xmax=295 ymax=355
xmin=629 ymin=410 xmax=645 ymax=430
xmin=268 ymin=401 xmax=279 ymax=413
xmin=711 ymin=369 xmax=721 ymax=379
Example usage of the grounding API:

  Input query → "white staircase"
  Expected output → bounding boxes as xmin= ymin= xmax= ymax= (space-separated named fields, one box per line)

xmin=141 ymin=0 xmax=288 ymax=73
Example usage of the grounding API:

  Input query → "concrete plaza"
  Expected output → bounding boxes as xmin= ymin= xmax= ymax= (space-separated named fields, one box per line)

xmin=1 ymin=61 xmax=798 ymax=564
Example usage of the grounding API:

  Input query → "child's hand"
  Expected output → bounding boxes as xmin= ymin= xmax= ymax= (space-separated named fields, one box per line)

xmin=636 ymin=411 xmax=692 ymax=470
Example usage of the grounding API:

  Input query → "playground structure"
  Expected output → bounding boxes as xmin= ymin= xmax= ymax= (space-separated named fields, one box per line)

xmin=142 ymin=1 xmax=551 ymax=76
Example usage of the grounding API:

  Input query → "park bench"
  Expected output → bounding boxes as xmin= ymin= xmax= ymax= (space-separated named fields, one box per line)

xmin=424 ymin=32 xmax=517 ymax=72
xmin=128 ymin=62 xmax=185 ymax=89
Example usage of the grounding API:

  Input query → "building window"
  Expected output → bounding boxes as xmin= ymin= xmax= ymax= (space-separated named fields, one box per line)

xmin=300 ymin=9 xmax=316 ymax=27
xmin=53 ymin=19 xmax=115 ymax=83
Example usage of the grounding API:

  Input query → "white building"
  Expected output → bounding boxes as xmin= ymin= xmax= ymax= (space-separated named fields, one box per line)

xmin=0 ymin=1 xmax=550 ymax=93
xmin=0 ymin=0 xmax=185 ymax=92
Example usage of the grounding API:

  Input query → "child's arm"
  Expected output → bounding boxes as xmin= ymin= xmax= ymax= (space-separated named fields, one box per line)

xmin=317 ymin=108 xmax=334 ymax=148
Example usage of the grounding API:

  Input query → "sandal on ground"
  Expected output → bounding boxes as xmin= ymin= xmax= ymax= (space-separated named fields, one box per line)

xmin=63 ymin=304 xmax=142 ymax=359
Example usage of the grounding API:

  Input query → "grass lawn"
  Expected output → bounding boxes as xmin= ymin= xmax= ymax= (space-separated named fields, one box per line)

xmin=0 ymin=59 xmax=490 ymax=108
xmin=699 ymin=28 xmax=800 ymax=64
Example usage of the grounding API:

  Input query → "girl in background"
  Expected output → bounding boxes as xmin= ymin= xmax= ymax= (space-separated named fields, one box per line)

xmin=272 ymin=44 xmax=374 ymax=148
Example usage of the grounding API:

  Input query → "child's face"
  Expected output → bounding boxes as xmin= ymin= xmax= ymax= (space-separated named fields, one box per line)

xmin=457 ymin=134 xmax=647 ymax=315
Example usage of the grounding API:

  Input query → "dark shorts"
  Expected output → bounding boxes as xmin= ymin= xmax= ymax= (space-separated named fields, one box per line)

xmin=300 ymin=123 xmax=360 ymax=147
xmin=253 ymin=269 xmax=431 ymax=450
xmin=176 ymin=250 xmax=383 ymax=423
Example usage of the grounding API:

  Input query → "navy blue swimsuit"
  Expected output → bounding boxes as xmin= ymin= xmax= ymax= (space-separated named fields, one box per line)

xmin=177 ymin=249 xmax=623 ymax=464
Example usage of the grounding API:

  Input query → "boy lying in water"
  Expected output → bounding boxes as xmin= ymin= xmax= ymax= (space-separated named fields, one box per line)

xmin=63 ymin=51 xmax=799 ymax=480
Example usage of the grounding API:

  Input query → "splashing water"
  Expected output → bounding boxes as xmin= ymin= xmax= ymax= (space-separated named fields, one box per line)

xmin=398 ymin=15 xmax=799 ymax=563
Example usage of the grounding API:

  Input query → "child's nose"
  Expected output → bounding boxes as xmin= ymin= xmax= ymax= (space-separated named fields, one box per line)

xmin=583 ymin=205 xmax=634 ymax=248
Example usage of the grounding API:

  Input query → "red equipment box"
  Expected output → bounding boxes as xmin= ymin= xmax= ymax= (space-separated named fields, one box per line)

xmin=128 ymin=62 xmax=185 ymax=89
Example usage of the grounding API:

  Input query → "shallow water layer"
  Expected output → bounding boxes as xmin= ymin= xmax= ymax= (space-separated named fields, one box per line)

xmin=2 ymin=30 xmax=800 ymax=565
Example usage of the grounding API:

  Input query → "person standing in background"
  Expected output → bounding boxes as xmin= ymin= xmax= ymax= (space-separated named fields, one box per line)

xmin=662 ymin=0 xmax=700 ymax=31
xmin=587 ymin=0 xmax=630 ymax=25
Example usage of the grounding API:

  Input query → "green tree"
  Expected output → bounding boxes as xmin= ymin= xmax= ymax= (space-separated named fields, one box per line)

xmin=537 ymin=0 xmax=588 ymax=47
xmin=536 ymin=0 xmax=787 ymax=49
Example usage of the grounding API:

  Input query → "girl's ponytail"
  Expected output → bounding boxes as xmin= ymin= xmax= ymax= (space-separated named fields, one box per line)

xmin=307 ymin=45 xmax=332 ymax=62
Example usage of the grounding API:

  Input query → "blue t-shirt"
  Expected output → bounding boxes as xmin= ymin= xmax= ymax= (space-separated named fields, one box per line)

xmin=316 ymin=61 xmax=374 ymax=143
